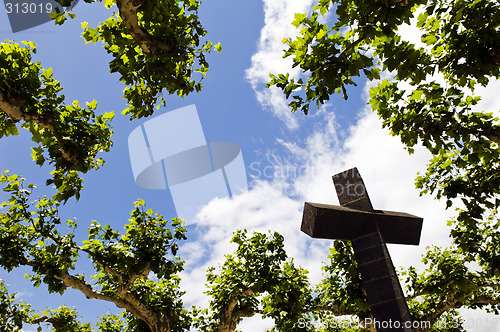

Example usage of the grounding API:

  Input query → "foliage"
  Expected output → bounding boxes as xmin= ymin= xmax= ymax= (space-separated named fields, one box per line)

xmin=0 ymin=172 xmax=188 ymax=332
xmin=0 ymin=0 xmax=220 ymax=201
xmin=193 ymin=230 xmax=311 ymax=332
xmin=268 ymin=0 xmax=500 ymax=230
xmin=1 ymin=279 xmax=93 ymax=332
xmin=0 ymin=40 xmax=114 ymax=201
xmin=0 ymin=170 xmax=358 ymax=332
xmin=268 ymin=0 xmax=500 ymax=329
xmin=70 ymin=0 xmax=219 ymax=119
xmin=0 ymin=280 xmax=31 ymax=331
xmin=314 ymin=241 xmax=368 ymax=318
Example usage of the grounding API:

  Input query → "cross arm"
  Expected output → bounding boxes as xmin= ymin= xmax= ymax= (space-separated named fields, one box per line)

xmin=301 ymin=202 xmax=423 ymax=245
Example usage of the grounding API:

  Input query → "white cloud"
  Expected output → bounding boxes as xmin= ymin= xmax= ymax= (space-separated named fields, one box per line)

xmin=237 ymin=314 xmax=275 ymax=331
xmin=475 ymin=79 xmax=500 ymax=118
xmin=245 ymin=0 xmax=317 ymax=129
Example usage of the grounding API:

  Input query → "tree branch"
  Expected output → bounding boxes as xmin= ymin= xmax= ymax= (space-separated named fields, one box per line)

xmin=76 ymin=247 xmax=161 ymax=329
xmin=105 ymin=264 xmax=124 ymax=282
xmin=79 ymin=246 xmax=152 ymax=293
xmin=407 ymin=279 xmax=457 ymax=300
xmin=339 ymin=34 xmax=366 ymax=62
xmin=466 ymin=296 xmax=500 ymax=306
xmin=485 ymin=131 xmax=500 ymax=144
xmin=390 ymin=0 xmax=409 ymax=7
xmin=27 ymin=315 xmax=50 ymax=324
xmin=78 ymin=246 xmax=123 ymax=282
xmin=0 ymin=91 xmax=56 ymax=133
xmin=54 ymin=272 xmax=157 ymax=327
xmin=0 ymin=90 xmax=77 ymax=164
xmin=116 ymin=0 xmax=174 ymax=54
xmin=26 ymin=315 xmax=76 ymax=330
xmin=118 ymin=284 xmax=159 ymax=330
xmin=416 ymin=281 xmax=500 ymax=331
xmin=54 ymin=273 xmax=145 ymax=318
xmin=218 ymin=287 xmax=254 ymax=332
xmin=124 ymin=261 xmax=151 ymax=291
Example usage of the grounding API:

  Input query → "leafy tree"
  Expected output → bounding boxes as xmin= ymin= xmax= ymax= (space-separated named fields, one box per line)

xmin=193 ymin=231 xmax=311 ymax=332
xmin=269 ymin=0 xmax=500 ymax=329
xmin=0 ymin=0 xmax=218 ymax=202
xmin=0 ymin=171 xmax=311 ymax=331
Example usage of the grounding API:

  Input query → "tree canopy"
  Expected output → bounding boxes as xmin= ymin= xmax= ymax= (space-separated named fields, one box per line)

xmin=0 ymin=0 xmax=499 ymax=332
xmin=1 ymin=0 xmax=218 ymax=202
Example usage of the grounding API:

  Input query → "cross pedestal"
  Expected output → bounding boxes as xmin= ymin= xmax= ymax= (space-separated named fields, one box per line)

xmin=301 ymin=168 xmax=423 ymax=331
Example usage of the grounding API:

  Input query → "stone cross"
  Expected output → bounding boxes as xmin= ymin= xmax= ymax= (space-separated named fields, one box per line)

xmin=301 ymin=167 xmax=423 ymax=331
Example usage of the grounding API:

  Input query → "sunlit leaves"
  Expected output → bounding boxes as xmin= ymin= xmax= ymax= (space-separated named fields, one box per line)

xmin=82 ymin=199 xmax=186 ymax=281
xmin=268 ymin=0 xmax=429 ymax=112
xmin=0 ymin=172 xmax=78 ymax=293
xmin=402 ymin=245 xmax=500 ymax=325
xmin=198 ymin=231 xmax=311 ymax=331
xmin=0 ymin=280 xmax=31 ymax=331
xmin=0 ymin=174 xmax=190 ymax=330
xmin=315 ymin=241 xmax=369 ymax=319
xmin=96 ymin=314 xmax=126 ymax=332
xmin=0 ymin=40 xmax=114 ymax=202
xmin=80 ymin=0 xmax=219 ymax=119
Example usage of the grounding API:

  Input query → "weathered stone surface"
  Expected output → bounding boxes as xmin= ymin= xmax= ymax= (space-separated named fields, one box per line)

xmin=301 ymin=203 xmax=423 ymax=244
xmin=300 ymin=167 xmax=422 ymax=332
xmin=333 ymin=168 xmax=374 ymax=211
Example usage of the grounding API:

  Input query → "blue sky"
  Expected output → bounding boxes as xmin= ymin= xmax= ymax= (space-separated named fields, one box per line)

xmin=1 ymin=1 xmax=499 ymax=331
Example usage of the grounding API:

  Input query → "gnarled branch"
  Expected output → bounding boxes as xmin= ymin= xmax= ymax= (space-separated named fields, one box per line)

xmin=54 ymin=272 xmax=150 ymax=322
xmin=416 ymin=282 xmax=500 ymax=332
xmin=75 ymin=248 xmax=161 ymax=329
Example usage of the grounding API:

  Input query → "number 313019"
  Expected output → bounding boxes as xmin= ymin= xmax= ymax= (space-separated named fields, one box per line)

xmin=5 ymin=2 xmax=53 ymax=14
